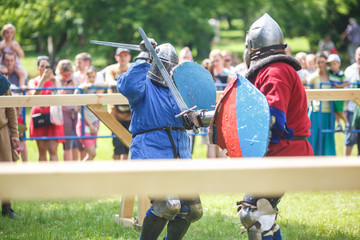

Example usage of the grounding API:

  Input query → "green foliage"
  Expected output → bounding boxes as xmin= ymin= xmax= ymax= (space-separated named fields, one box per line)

xmin=2 ymin=0 xmax=359 ymax=62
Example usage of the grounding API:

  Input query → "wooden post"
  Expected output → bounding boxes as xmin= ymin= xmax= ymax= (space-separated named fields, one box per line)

xmin=86 ymin=104 xmax=131 ymax=147
xmin=86 ymin=104 xmax=150 ymax=228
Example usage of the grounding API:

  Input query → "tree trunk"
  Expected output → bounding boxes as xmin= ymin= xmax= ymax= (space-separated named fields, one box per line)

xmin=227 ymin=15 xmax=233 ymax=30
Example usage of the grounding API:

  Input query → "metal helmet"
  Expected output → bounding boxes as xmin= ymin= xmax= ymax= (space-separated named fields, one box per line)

xmin=244 ymin=13 xmax=286 ymax=66
xmin=148 ymin=43 xmax=179 ymax=87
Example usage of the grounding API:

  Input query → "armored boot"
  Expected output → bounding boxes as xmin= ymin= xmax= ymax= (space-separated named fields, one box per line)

xmin=261 ymin=224 xmax=282 ymax=240
xmin=1 ymin=203 xmax=18 ymax=219
xmin=164 ymin=218 xmax=191 ymax=240
xmin=140 ymin=215 xmax=167 ymax=240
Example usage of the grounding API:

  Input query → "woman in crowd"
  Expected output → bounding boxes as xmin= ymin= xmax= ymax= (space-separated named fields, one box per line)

xmin=55 ymin=59 xmax=79 ymax=161
xmin=209 ymin=49 xmax=229 ymax=85
xmin=307 ymin=52 xmax=336 ymax=155
xmin=28 ymin=56 xmax=64 ymax=161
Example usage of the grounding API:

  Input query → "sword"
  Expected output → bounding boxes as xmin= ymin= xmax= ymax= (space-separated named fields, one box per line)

xmin=138 ymin=27 xmax=190 ymax=112
xmin=138 ymin=27 xmax=199 ymax=134
xmin=90 ymin=40 xmax=140 ymax=51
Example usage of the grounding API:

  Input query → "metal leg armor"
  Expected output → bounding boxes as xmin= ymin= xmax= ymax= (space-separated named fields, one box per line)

xmin=237 ymin=194 xmax=283 ymax=240
xmin=151 ymin=195 xmax=181 ymax=221
xmin=141 ymin=195 xmax=202 ymax=240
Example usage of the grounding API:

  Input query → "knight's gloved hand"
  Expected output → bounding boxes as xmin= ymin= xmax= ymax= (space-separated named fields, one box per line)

xmin=181 ymin=113 xmax=196 ymax=130
xmin=136 ymin=38 xmax=157 ymax=62
xmin=135 ymin=52 xmax=152 ymax=62
xmin=139 ymin=38 xmax=157 ymax=52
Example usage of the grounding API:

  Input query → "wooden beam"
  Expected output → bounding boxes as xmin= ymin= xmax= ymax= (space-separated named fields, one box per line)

xmin=2 ymin=89 xmax=360 ymax=108
xmin=86 ymin=104 xmax=132 ymax=148
xmin=0 ymin=93 xmax=128 ymax=107
xmin=305 ymin=89 xmax=360 ymax=101
xmin=354 ymin=98 xmax=360 ymax=107
xmin=0 ymin=158 xmax=359 ymax=200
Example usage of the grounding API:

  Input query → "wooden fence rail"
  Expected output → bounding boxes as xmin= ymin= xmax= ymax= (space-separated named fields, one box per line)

xmin=1 ymin=89 xmax=360 ymax=107
xmin=0 ymin=89 xmax=360 ymax=202
xmin=0 ymin=158 xmax=359 ymax=201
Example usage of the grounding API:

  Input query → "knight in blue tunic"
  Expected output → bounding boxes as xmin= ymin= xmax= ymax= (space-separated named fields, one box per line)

xmin=117 ymin=39 xmax=202 ymax=240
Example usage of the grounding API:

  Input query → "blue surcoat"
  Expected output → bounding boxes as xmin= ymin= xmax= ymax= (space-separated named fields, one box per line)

xmin=117 ymin=59 xmax=191 ymax=159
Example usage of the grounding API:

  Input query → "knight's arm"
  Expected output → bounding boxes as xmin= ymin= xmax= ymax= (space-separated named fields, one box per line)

xmin=117 ymin=59 xmax=150 ymax=106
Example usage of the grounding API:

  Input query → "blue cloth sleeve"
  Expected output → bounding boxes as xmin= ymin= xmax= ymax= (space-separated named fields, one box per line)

xmin=270 ymin=107 xmax=294 ymax=143
xmin=0 ymin=74 xmax=11 ymax=96
xmin=117 ymin=59 xmax=151 ymax=106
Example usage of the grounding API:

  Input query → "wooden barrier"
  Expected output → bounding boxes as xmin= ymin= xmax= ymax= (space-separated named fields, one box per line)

xmin=1 ymin=88 xmax=360 ymax=228
xmin=2 ymin=89 xmax=360 ymax=108
xmin=1 ymin=158 xmax=360 ymax=201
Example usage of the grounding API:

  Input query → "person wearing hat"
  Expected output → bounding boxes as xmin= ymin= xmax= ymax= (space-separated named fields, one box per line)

xmin=327 ymin=53 xmax=349 ymax=132
xmin=105 ymin=48 xmax=132 ymax=160
xmin=0 ymin=72 xmax=20 ymax=218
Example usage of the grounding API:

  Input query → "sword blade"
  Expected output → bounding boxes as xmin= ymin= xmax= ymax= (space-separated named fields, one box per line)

xmin=138 ymin=27 xmax=189 ymax=112
xmin=90 ymin=40 xmax=140 ymax=51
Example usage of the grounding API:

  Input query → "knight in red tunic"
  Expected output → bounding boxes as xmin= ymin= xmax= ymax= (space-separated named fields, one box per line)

xmin=238 ymin=13 xmax=313 ymax=240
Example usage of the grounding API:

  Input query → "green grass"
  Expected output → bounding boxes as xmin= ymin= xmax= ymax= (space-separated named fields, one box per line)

xmin=1 ymin=192 xmax=359 ymax=239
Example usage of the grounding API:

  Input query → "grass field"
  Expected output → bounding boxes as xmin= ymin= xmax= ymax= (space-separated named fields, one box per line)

xmin=1 ymin=191 xmax=360 ymax=239
xmin=3 ymin=19 xmax=360 ymax=239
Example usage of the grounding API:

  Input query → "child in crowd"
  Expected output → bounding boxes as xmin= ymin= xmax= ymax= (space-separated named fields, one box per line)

xmin=295 ymin=52 xmax=308 ymax=84
xmin=305 ymin=53 xmax=317 ymax=76
xmin=0 ymin=24 xmax=25 ymax=69
xmin=75 ymin=67 xmax=101 ymax=161
xmin=327 ymin=54 xmax=349 ymax=131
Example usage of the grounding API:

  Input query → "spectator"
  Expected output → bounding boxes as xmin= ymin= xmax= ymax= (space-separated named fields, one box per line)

xmin=105 ymin=48 xmax=131 ymax=160
xmin=179 ymin=46 xmax=193 ymax=63
xmin=55 ymin=59 xmax=79 ymax=161
xmin=0 ymin=24 xmax=25 ymax=67
xmin=3 ymin=52 xmax=26 ymax=89
xmin=75 ymin=67 xmax=101 ymax=161
xmin=295 ymin=52 xmax=308 ymax=84
xmin=344 ymin=47 xmax=360 ymax=155
xmin=318 ymin=34 xmax=336 ymax=54
xmin=327 ymin=54 xmax=349 ymax=132
xmin=341 ymin=18 xmax=360 ymax=64
xmin=179 ymin=46 xmax=196 ymax=153
xmin=209 ymin=49 xmax=229 ymax=85
xmin=73 ymin=52 xmax=92 ymax=85
xmin=234 ymin=54 xmax=248 ymax=77
xmin=0 ymin=73 xmax=20 ymax=218
xmin=207 ymin=51 xmax=228 ymax=158
xmin=28 ymin=56 xmax=64 ymax=161
xmin=352 ymin=105 xmax=360 ymax=155
xmin=305 ymin=53 xmax=317 ymax=79
xmin=201 ymin=58 xmax=215 ymax=80
xmin=73 ymin=52 xmax=105 ymax=90
xmin=221 ymin=50 xmax=236 ymax=75
xmin=307 ymin=52 xmax=336 ymax=155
